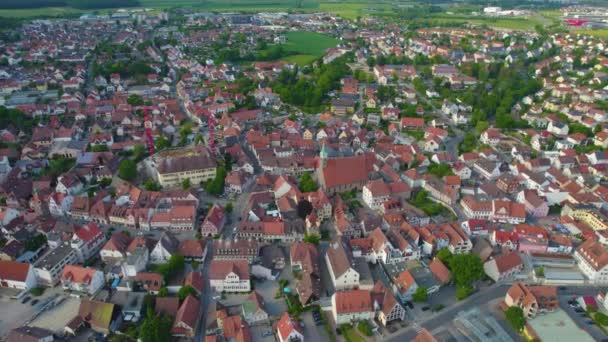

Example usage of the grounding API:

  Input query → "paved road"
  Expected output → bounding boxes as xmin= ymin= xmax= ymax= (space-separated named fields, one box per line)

xmin=558 ymin=295 xmax=606 ymax=341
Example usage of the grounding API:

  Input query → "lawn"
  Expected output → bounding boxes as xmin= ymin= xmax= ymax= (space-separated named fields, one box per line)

xmin=427 ymin=14 xmax=542 ymax=31
xmin=575 ymin=29 xmax=608 ymax=38
xmin=342 ymin=326 xmax=365 ymax=342
xmin=279 ymin=31 xmax=338 ymax=65
xmin=0 ymin=7 xmax=86 ymax=18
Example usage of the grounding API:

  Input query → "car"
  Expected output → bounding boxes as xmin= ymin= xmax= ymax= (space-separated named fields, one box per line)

xmin=421 ymin=306 xmax=430 ymax=311
xmin=405 ymin=301 xmax=414 ymax=309
xmin=587 ymin=320 xmax=595 ymax=325
xmin=558 ymin=286 xmax=567 ymax=291
xmin=30 ymin=299 xmax=39 ymax=306
xmin=261 ymin=331 xmax=273 ymax=337
xmin=21 ymin=296 xmax=31 ymax=304
xmin=575 ymin=308 xmax=584 ymax=313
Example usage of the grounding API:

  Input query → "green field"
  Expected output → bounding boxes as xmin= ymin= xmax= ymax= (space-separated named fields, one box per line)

xmin=426 ymin=14 xmax=542 ymax=31
xmin=575 ymin=29 xmax=608 ymax=38
xmin=279 ymin=31 xmax=338 ymax=65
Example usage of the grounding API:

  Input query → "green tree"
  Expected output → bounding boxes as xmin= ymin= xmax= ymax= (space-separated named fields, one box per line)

xmin=225 ymin=201 xmax=233 ymax=213
xmin=412 ymin=286 xmax=428 ymax=302
xmin=139 ymin=308 xmax=173 ymax=342
xmin=298 ymin=172 xmax=318 ymax=192
xmin=177 ymin=285 xmax=198 ymax=301
xmin=303 ymin=233 xmax=321 ymax=246
xmin=456 ymin=285 xmax=473 ymax=300
xmin=427 ymin=163 xmax=454 ymax=178
xmin=157 ymin=287 xmax=168 ymax=297
xmin=436 ymin=248 xmax=453 ymax=266
xmin=181 ymin=178 xmax=191 ymax=190
xmin=505 ymin=307 xmax=526 ymax=332
xmin=449 ymin=253 xmax=484 ymax=289
xmin=595 ymin=312 xmax=608 ymax=326
xmin=535 ymin=266 xmax=545 ymax=278
xmin=127 ymin=94 xmax=144 ymax=106
xmin=153 ymin=254 xmax=185 ymax=282
xmin=25 ymin=234 xmax=47 ymax=251
xmin=118 ymin=159 xmax=137 ymax=182
xmin=155 ymin=136 xmax=171 ymax=151
xmin=143 ymin=179 xmax=161 ymax=191
xmin=357 ymin=321 xmax=373 ymax=337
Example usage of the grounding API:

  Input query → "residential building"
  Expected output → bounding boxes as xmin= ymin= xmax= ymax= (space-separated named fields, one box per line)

xmin=276 ymin=313 xmax=304 ymax=342
xmin=172 ymin=295 xmax=200 ymax=338
xmin=331 ymin=289 xmax=375 ymax=325
xmin=70 ymin=223 xmax=106 ymax=263
xmin=483 ymin=252 xmax=524 ymax=282
xmin=505 ymin=282 xmax=558 ymax=319
xmin=325 ymin=242 xmax=360 ymax=291
xmin=209 ymin=260 xmax=251 ymax=293
xmin=60 ymin=265 xmax=104 ymax=295
xmin=242 ymin=291 xmax=269 ymax=325
xmin=34 ymin=243 xmax=78 ymax=286
xmin=574 ymin=240 xmax=608 ymax=284
xmin=0 ymin=260 xmax=37 ymax=290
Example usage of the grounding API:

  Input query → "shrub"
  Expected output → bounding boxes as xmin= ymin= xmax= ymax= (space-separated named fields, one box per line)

xmin=357 ymin=321 xmax=373 ymax=336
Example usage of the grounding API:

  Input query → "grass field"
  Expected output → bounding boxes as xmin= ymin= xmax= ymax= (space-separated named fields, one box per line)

xmin=279 ymin=31 xmax=338 ymax=65
xmin=0 ymin=7 xmax=86 ymax=18
xmin=427 ymin=14 xmax=542 ymax=30
xmin=574 ymin=29 xmax=608 ymax=38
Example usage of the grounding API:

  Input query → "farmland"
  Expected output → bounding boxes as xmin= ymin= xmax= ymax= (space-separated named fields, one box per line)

xmin=282 ymin=31 xmax=338 ymax=62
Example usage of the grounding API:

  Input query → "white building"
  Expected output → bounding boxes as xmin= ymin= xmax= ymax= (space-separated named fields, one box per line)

xmin=34 ymin=243 xmax=78 ymax=286
xmin=331 ymin=290 xmax=375 ymax=325
xmin=326 ymin=243 xmax=360 ymax=291
xmin=0 ymin=260 xmax=37 ymax=290
xmin=209 ymin=260 xmax=251 ymax=293
xmin=574 ymin=240 xmax=608 ymax=285
xmin=71 ymin=223 xmax=106 ymax=263
xmin=61 ymin=265 xmax=105 ymax=295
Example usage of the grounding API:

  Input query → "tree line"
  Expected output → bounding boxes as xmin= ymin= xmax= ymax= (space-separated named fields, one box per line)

xmin=0 ymin=0 xmax=139 ymax=9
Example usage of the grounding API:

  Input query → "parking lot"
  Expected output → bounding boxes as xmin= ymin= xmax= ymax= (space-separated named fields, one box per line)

xmin=0 ymin=291 xmax=37 ymax=338
xmin=559 ymin=295 xmax=606 ymax=341
xmin=29 ymin=296 xmax=81 ymax=334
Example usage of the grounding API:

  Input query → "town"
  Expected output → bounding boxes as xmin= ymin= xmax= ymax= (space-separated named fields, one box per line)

xmin=0 ymin=2 xmax=608 ymax=342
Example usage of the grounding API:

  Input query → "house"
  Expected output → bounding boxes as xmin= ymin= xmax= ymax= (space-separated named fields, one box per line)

xmin=362 ymin=180 xmax=391 ymax=211
xmin=0 ymin=260 xmax=37 ymax=290
xmin=201 ymin=204 xmax=226 ymax=237
xmin=7 ymin=326 xmax=54 ymax=342
xmin=480 ymin=128 xmax=501 ymax=146
xmin=134 ymin=272 xmax=164 ymax=294
xmin=242 ymin=291 xmax=269 ymax=325
xmin=61 ymin=265 xmax=104 ymax=295
xmin=483 ymin=252 xmax=524 ymax=282
xmin=71 ymin=223 xmax=106 ymax=263
xmin=504 ymin=282 xmax=558 ymax=319
xmin=121 ymin=247 xmax=149 ymax=278
xmin=178 ymin=240 xmax=206 ymax=262
xmin=574 ymin=240 xmax=608 ymax=285
xmin=517 ymin=190 xmax=549 ymax=218
xmin=290 ymin=242 xmax=321 ymax=305
xmin=392 ymin=269 xmax=418 ymax=302
xmin=428 ymin=258 xmax=451 ymax=285
xmin=77 ymin=299 xmax=117 ymax=335
xmin=325 ymin=242 xmax=360 ymax=291
xmin=222 ymin=315 xmax=252 ymax=342
xmin=371 ymin=281 xmax=406 ymax=326
xmin=331 ymin=289 xmax=375 ymax=325
xmin=150 ymin=231 xmax=179 ymax=264
xmin=172 ymin=295 xmax=200 ymax=338
xmin=276 ymin=312 xmax=304 ymax=342
xmin=56 ymin=174 xmax=83 ymax=195
xmin=100 ymin=232 xmax=132 ymax=263
xmin=209 ymin=260 xmax=251 ymax=293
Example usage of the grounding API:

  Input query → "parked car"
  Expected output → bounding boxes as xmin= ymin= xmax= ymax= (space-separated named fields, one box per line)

xmin=30 ymin=299 xmax=39 ymax=306
xmin=21 ymin=296 xmax=31 ymax=304
xmin=262 ymin=331 xmax=273 ymax=337
xmin=421 ymin=306 xmax=430 ymax=311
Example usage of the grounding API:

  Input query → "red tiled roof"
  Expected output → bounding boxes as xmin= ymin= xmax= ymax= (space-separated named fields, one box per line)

xmin=61 ymin=265 xmax=97 ymax=285
xmin=276 ymin=313 xmax=303 ymax=341
xmin=0 ymin=260 xmax=30 ymax=283
xmin=334 ymin=289 xmax=373 ymax=314
xmin=209 ymin=260 xmax=249 ymax=280
xmin=172 ymin=295 xmax=200 ymax=334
